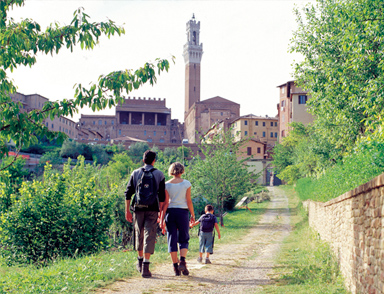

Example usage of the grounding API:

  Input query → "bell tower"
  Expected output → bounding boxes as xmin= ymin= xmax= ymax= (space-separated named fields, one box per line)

xmin=183 ymin=14 xmax=203 ymax=119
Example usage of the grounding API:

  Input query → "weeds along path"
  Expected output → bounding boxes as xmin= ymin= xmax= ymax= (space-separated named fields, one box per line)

xmin=97 ymin=187 xmax=291 ymax=294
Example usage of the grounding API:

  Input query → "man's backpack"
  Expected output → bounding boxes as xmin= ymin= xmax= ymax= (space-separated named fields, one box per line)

xmin=134 ymin=167 xmax=158 ymax=208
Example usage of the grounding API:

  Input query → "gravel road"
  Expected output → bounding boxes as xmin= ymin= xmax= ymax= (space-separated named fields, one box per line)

xmin=97 ymin=186 xmax=291 ymax=294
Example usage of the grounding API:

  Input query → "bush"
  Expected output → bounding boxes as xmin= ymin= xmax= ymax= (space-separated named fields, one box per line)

xmin=296 ymin=142 xmax=384 ymax=202
xmin=0 ymin=158 xmax=117 ymax=265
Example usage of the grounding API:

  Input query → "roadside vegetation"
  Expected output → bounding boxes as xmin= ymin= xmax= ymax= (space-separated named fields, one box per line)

xmin=262 ymin=186 xmax=349 ymax=294
xmin=273 ymin=0 xmax=384 ymax=202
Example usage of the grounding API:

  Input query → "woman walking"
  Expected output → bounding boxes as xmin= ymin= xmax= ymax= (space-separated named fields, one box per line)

xmin=162 ymin=162 xmax=195 ymax=276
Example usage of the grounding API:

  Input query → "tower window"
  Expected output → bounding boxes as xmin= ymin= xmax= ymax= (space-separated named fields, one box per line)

xmin=193 ymin=31 xmax=196 ymax=44
xmin=263 ymin=122 xmax=266 ymax=127
xmin=244 ymin=120 xmax=248 ymax=125
xmin=247 ymin=147 xmax=252 ymax=156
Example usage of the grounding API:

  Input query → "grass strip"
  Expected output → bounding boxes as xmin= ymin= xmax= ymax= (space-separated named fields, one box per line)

xmin=0 ymin=199 xmax=268 ymax=294
xmin=262 ymin=185 xmax=349 ymax=294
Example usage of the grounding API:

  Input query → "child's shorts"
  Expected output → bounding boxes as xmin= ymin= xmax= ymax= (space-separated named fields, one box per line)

xmin=199 ymin=231 xmax=214 ymax=253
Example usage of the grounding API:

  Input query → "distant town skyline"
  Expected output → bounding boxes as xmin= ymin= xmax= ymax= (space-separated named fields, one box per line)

xmin=7 ymin=0 xmax=313 ymax=123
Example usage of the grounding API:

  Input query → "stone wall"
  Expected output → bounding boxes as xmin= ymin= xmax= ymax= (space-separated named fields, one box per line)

xmin=303 ymin=173 xmax=384 ymax=294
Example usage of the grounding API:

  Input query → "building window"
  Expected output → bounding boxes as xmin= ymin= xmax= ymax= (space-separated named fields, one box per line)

xmin=98 ymin=120 xmax=102 ymax=125
xmin=111 ymin=120 xmax=114 ymax=125
xmin=282 ymin=87 xmax=285 ymax=94
xmin=281 ymin=130 xmax=285 ymax=137
xmin=270 ymin=132 xmax=273 ymax=137
xmin=164 ymin=131 xmax=166 ymax=135
xmin=254 ymin=132 xmax=257 ymax=135
xmin=245 ymin=131 xmax=248 ymax=136
xmin=299 ymin=95 xmax=308 ymax=104
xmin=257 ymin=147 xmax=261 ymax=153
xmin=147 ymin=138 xmax=152 ymax=143
xmin=144 ymin=130 xmax=147 ymax=136
xmin=51 ymin=124 xmax=54 ymax=129
xmin=118 ymin=129 xmax=121 ymax=136
xmin=275 ymin=132 xmax=278 ymax=138
xmin=244 ymin=120 xmax=248 ymax=125
xmin=255 ymin=121 xmax=258 ymax=126
xmin=59 ymin=126 xmax=61 ymax=131
xmin=247 ymin=147 xmax=252 ymax=156
xmin=221 ymin=112 xmax=223 ymax=116
xmin=270 ymin=122 xmax=273 ymax=127
xmin=263 ymin=122 xmax=266 ymax=127
xmin=93 ymin=121 xmax=95 ymax=125
xmin=263 ymin=132 xmax=266 ymax=137
xmin=105 ymin=121 xmax=107 ymax=125
xmin=46 ymin=122 xmax=48 ymax=127
xmin=160 ymin=139 xmax=165 ymax=143
xmin=275 ymin=122 xmax=277 ymax=127
xmin=153 ymin=131 xmax=156 ymax=136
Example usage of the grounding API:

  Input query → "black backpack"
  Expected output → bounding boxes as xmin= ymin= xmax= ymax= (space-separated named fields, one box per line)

xmin=134 ymin=167 xmax=157 ymax=208
xmin=200 ymin=213 xmax=215 ymax=232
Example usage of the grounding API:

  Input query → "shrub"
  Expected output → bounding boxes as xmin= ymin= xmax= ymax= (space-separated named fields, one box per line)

xmin=296 ymin=142 xmax=384 ymax=202
xmin=0 ymin=158 xmax=116 ymax=265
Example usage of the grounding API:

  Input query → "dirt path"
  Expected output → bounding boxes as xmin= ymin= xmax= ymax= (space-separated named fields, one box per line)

xmin=97 ymin=187 xmax=291 ymax=294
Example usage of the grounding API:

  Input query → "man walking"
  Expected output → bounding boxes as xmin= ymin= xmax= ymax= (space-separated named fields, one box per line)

xmin=125 ymin=150 xmax=166 ymax=278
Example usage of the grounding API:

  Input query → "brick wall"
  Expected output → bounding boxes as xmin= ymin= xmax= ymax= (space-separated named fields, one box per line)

xmin=303 ymin=173 xmax=384 ymax=294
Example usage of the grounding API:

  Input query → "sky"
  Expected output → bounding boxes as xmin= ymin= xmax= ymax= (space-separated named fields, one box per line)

xmin=7 ymin=0 xmax=314 ymax=123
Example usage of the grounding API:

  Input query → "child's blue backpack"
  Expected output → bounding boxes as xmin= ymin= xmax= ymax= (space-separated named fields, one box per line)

xmin=200 ymin=213 xmax=216 ymax=232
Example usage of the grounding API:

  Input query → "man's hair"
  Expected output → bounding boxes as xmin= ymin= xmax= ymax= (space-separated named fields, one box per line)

xmin=143 ymin=150 xmax=156 ymax=165
xmin=205 ymin=204 xmax=214 ymax=212
xmin=168 ymin=162 xmax=185 ymax=176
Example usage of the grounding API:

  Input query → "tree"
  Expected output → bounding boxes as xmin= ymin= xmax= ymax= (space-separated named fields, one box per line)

xmin=0 ymin=1 xmax=172 ymax=167
xmin=290 ymin=0 xmax=384 ymax=150
xmin=127 ymin=142 xmax=150 ymax=164
xmin=187 ymin=129 xmax=255 ymax=226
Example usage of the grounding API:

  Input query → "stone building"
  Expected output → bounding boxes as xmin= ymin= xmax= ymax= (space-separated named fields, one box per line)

xmin=78 ymin=97 xmax=184 ymax=144
xmin=183 ymin=15 xmax=240 ymax=143
xmin=231 ymin=114 xmax=279 ymax=146
xmin=10 ymin=92 xmax=78 ymax=139
xmin=277 ymin=80 xmax=313 ymax=139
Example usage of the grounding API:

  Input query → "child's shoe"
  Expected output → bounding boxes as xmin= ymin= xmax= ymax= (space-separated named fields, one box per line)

xmin=197 ymin=257 xmax=202 ymax=263
xmin=205 ymin=258 xmax=211 ymax=264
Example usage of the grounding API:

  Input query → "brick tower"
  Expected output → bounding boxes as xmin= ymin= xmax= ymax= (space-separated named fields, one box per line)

xmin=183 ymin=14 xmax=203 ymax=119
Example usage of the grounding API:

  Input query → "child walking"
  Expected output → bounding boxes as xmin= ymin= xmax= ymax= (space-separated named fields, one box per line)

xmin=190 ymin=204 xmax=221 ymax=264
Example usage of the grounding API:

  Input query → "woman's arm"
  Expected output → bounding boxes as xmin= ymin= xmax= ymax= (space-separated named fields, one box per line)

xmin=160 ymin=190 xmax=170 ymax=231
xmin=186 ymin=186 xmax=195 ymax=222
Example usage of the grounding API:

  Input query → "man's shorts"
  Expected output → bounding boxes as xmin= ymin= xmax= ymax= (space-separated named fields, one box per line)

xmin=134 ymin=210 xmax=158 ymax=254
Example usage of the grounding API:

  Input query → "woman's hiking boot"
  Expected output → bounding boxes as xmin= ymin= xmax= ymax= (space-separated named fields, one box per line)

xmin=173 ymin=264 xmax=181 ymax=276
xmin=136 ymin=257 xmax=143 ymax=273
xmin=142 ymin=262 xmax=152 ymax=278
xmin=178 ymin=260 xmax=189 ymax=276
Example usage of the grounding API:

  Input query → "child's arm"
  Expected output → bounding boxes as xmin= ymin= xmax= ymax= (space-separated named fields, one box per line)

xmin=214 ymin=223 xmax=221 ymax=239
xmin=190 ymin=220 xmax=200 ymax=228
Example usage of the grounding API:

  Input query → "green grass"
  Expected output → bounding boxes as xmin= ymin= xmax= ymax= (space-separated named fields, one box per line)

xmin=0 ymin=199 xmax=269 ymax=294
xmin=262 ymin=186 xmax=350 ymax=294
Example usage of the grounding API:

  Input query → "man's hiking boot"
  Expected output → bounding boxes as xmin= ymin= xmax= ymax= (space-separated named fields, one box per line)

xmin=205 ymin=258 xmax=211 ymax=264
xmin=174 ymin=265 xmax=181 ymax=276
xmin=178 ymin=260 xmax=189 ymax=276
xmin=136 ymin=257 xmax=143 ymax=273
xmin=142 ymin=262 xmax=152 ymax=278
xmin=197 ymin=257 xmax=202 ymax=263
